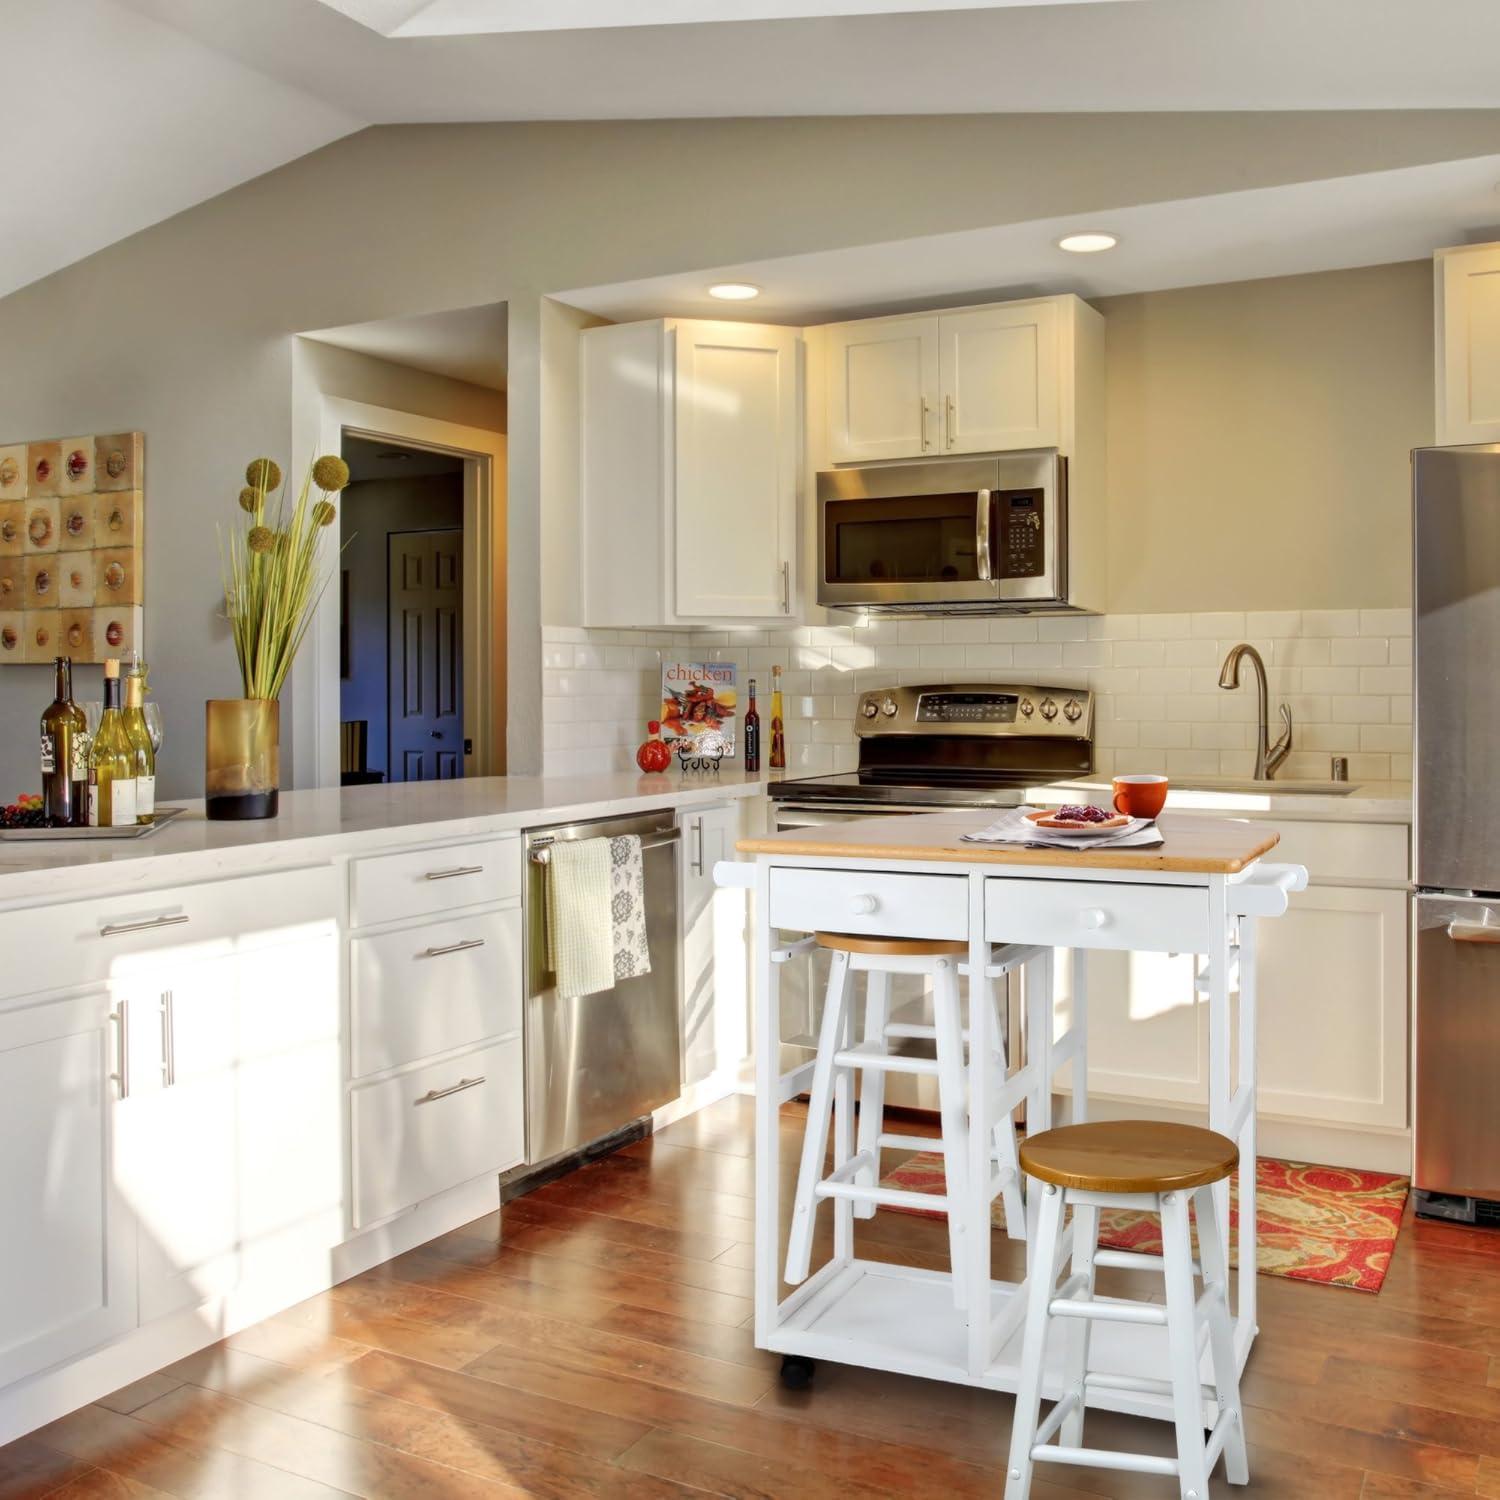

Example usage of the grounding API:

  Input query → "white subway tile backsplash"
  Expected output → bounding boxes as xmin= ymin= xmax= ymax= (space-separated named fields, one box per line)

xmin=1359 ymin=665 xmax=1411 ymax=694
xmin=1330 ymin=637 xmax=1388 ymax=667
xmin=942 ymin=619 xmax=991 ymax=644
xmin=1360 ymin=608 xmax=1412 ymax=637
xmin=989 ymin=618 xmax=1040 ymax=643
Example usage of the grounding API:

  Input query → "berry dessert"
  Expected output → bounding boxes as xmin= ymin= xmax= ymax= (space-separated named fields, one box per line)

xmin=1024 ymin=804 xmax=1131 ymax=832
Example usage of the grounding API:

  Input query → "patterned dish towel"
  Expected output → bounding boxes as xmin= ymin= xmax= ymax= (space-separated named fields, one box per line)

xmin=545 ymin=834 xmax=652 ymax=1000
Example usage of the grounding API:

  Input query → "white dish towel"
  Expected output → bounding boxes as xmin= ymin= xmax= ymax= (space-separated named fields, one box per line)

xmin=961 ymin=807 xmax=1165 ymax=850
xmin=546 ymin=835 xmax=653 ymax=1000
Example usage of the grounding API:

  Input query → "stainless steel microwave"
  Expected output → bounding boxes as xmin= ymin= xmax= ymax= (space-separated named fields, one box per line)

xmin=817 ymin=453 xmax=1068 ymax=613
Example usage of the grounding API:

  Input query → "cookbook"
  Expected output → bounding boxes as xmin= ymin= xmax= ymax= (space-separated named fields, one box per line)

xmin=660 ymin=661 xmax=737 ymax=754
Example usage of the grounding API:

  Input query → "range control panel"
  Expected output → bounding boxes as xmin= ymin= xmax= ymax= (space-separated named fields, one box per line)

xmin=998 ymin=490 xmax=1047 ymax=579
xmin=856 ymin=684 xmax=1094 ymax=738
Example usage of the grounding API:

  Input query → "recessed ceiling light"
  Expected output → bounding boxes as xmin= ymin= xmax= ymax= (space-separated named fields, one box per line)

xmin=1057 ymin=232 xmax=1119 ymax=254
xmin=708 ymin=282 xmax=762 ymax=301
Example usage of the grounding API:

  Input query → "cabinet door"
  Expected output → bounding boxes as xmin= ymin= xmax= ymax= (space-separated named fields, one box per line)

xmin=1438 ymin=245 xmax=1500 ymax=445
xmin=0 ymin=987 xmax=136 ymax=1387
xmin=673 ymin=321 xmax=799 ymax=619
xmin=130 ymin=925 xmax=341 ymax=1322
xmin=826 ymin=316 xmax=939 ymax=463
xmin=1254 ymin=885 xmax=1408 ymax=1130
xmin=679 ymin=804 xmax=748 ymax=1088
xmin=940 ymin=302 xmax=1060 ymax=454
xmin=1074 ymin=949 xmax=1205 ymax=1107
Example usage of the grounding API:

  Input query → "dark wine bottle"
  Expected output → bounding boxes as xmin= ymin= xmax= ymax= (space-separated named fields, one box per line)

xmin=41 ymin=656 xmax=87 ymax=828
xmin=743 ymin=679 xmax=761 ymax=772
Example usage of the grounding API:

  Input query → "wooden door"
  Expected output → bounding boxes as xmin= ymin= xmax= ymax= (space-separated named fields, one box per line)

xmin=825 ymin=315 xmax=939 ymax=463
xmin=673 ymin=321 xmax=799 ymax=620
xmin=0 ymin=987 xmax=136 ymax=1387
xmin=1437 ymin=244 xmax=1500 ymax=444
xmin=388 ymin=528 xmax=464 ymax=781
xmin=940 ymin=302 xmax=1060 ymax=454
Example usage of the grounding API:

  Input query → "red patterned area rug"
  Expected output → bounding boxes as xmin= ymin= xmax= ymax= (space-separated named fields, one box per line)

xmin=880 ymin=1152 xmax=1409 ymax=1293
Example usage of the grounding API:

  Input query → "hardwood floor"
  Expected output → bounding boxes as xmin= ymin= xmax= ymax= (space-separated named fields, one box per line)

xmin=6 ymin=1096 xmax=1500 ymax=1496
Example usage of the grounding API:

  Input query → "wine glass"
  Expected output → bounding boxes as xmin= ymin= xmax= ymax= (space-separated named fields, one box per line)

xmin=142 ymin=702 xmax=164 ymax=756
xmin=82 ymin=701 xmax=102 ymax=740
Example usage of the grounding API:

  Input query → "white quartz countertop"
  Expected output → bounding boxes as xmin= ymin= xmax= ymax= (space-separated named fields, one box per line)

xmin=1032 ymin=778 xmax=1412 ymax=826
xmin=0 ymin=771 xmax=765 ymax=904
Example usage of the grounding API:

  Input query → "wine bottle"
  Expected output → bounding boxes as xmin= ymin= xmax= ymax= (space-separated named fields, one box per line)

xmin=122 ymin=661 xmax=156 ymax=824
xmin=40 ymin=656 xmax=87 ymax=828
xmin=743 ymin=678 xmax=761 ymax=772
xmin=769 ymin=664 xmax=786 ymax=771
xmin=88 ymin=660 xmax=137 ymax=829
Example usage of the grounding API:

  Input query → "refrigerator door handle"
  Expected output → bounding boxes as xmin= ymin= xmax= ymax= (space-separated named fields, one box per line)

xmin=1448 ymin=917 xmax=1500 ymax=943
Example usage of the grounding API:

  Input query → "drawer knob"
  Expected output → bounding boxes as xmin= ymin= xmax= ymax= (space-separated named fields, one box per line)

xmin=848 ymin=893 xmax=879 ymax=915
xmin=1079 ymin=908 xmax=1110 ymax=929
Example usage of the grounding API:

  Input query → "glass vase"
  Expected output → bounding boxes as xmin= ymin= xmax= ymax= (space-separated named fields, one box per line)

xmin=204 ymin=698 xmax=280 ymax=820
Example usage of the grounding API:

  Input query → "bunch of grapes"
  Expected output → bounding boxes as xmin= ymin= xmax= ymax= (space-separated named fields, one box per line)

xmin=1053 ymin=804 xmax=1112 ymax=823
xmin=0 ymin=794 xmax=46 ymax=829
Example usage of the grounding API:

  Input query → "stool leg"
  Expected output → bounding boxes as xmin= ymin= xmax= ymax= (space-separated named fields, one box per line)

xmin=1160 ymin=1190 xmax=1212 ymax=1500
xmin=1060 ymin=1200 xmax=1098 ymax=1448
xmin=853 ymin=969 xmax=890 ymax=1221
xmin=831 ymin=980 xmax=856 ymax=1262
xmin=1004 ymin=1180 xmax=1063 ymax=1500
xmin=785 ymin=948 xmax=851 ymax=1285
xmin=1195 ymin=1185 xmax=1249 ymax=1485
xmin=932 ymin=956 xmax=969 ymax=1311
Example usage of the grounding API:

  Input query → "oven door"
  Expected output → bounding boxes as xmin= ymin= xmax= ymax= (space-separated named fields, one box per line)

xmin=817 ymin=453 xmax=1064 ymax=610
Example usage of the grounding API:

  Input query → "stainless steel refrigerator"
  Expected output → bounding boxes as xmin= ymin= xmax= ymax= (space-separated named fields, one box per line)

xmin=1414 ymin=443 xmax=1500 ymax=1223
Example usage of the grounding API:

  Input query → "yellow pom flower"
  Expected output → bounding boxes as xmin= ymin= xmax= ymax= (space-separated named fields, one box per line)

xmin=245 ymin=457 xmax=283 ymax=491
xmin=246 ymin=525 xmax=274 ymax=554
xmin=311 ymin=455 xmax=350 ymax=492
xmin=312 ymin=500 xmax=337 ymax=528
xmin=237 ymin=486 xmax=258 ymax=513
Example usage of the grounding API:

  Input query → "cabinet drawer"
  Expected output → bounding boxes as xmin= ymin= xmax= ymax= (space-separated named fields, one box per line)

xmin=769 ymin=868 xmax=967 ymax=941
xmin=1256 ymin=820 xmax=1407 ymax=886
xmin=0 ymin=865 xmax=338 ymax=1004
xmin=350 ymin=836 xmax=521 ymax=929
xmin=986 ymin=878 xmax=1209 ymax=953
xmin=350 ymin=1037 xmax=523 ymax=1228
xmin=350 ymin=908 xmax=522 ymax=1078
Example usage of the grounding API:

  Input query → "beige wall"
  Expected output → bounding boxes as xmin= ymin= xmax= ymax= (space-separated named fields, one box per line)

xmin=295 ymin=340 xmax=506 ymax=434
xmin=0 ymin=114 xmax=1492 ymax=786
xmin=1098 ymin=260 xmax=1431 ymax=612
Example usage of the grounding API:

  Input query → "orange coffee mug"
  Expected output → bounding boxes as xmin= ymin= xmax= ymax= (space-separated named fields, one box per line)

xmin=1113 ymin=773 xmax=1168 ymax=819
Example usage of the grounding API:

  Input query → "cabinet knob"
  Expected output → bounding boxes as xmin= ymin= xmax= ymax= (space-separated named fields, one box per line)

xmin=849 ymin=893 xmax=879 ymax=915
xmin=1079 ymin=908 xmax=1109 ymax=929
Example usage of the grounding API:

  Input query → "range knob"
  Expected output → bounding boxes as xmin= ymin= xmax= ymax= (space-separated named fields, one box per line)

xmin=881 ymin=697 xmax=899 ymax=717
xmin=1039 ymin=697 xmax=1059 ymax=721
xmin=861 ymin=699 xmax=879 ymax=719
xmin=1063 ymin=699 xmax=1083 ymax=723
xmin=1019 ymin=698 xmax=1034 ymax=718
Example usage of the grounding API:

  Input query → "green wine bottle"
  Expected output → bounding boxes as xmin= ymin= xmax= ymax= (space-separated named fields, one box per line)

xmin=88 ymin=660 xmax=137 ymax=828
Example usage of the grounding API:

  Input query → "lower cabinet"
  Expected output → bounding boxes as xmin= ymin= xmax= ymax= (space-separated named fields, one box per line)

xmin=0 ymin=988 xmax=136 ymax=1388
xmin=679 ymin=802 xmax=749 ymax=1089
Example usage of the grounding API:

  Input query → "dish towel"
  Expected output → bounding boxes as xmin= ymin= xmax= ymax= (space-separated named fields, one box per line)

xmin=961 ymin=807 xmax=1165 ymax=851
xmin=545 ymin=835 xmax=653 ymax=1000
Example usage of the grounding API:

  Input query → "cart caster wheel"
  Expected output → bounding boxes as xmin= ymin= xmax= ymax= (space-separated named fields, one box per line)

xmin=780 ymin=1355 xmax=815 ymax=1390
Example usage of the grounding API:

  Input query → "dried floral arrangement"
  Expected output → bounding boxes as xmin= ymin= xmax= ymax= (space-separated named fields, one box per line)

xmin=220 ymin=454 xmax=349 ymax=700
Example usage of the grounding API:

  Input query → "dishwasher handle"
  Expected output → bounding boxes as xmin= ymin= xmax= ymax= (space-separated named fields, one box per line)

xmin=529 ymin=827 xmax=680 ymax=864
xmin=1448 ymin=917 xmax=1500 ymax=944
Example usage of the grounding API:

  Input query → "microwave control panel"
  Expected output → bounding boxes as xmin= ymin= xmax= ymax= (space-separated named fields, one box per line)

xmin=999 ymin=490 xmax=1045 ymax=578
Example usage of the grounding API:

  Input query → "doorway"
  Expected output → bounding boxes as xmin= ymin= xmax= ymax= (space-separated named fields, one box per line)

xmin=339 ymin=437 xmax=467 ymax=783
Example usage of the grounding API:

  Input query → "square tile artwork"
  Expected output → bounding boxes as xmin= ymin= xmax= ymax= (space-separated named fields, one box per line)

xmin=0 ymin=432 xmax=143 ymax=664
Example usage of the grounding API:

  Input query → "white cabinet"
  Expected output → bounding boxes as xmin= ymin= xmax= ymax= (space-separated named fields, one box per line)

xmin=823 ymin=295 xmax=1082 ymax=464
xmin=1436 ymin=243 xmax=1500 ymax=444
xmin=0 ymin=988 xmax=136 ymax=1388
xmin=581 ymin=317 xmax=800 ymax=627
xmin=679 ymin=802 xmax=748 ymax=1089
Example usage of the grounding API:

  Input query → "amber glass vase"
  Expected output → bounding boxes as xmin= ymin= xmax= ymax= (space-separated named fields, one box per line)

xmin=204 ymin=699 xmax=280 ymax=820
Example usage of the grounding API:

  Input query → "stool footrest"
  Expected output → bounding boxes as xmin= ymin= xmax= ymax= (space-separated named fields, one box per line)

xmin=1094 ymin=1248 xmax=1202 ymax=1277
xmin=1049 ymin=1291 xmax=1169 ymax=1327
xmin=1032 ymin=1445 xmax=1178 ymax=1479
xmin=834 ymin=1043 xmax=941 ymax=1076
xmin=876 ymin=1131 xmax=939 ymax=1153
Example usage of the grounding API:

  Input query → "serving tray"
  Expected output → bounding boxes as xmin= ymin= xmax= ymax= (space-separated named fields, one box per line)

xmin=0 ymin=805 xmax=188 ymax=841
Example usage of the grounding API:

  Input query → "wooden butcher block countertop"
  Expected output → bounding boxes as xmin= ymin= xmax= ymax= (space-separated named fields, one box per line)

xmin=739 ymin=810 xmax=1280 ymax=875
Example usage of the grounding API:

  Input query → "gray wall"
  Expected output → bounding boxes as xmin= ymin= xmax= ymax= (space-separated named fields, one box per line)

xmin=1 ymin=112 xmax=1498 ymax=791
xmin=340 ymin=473 xmax=464 ymax=779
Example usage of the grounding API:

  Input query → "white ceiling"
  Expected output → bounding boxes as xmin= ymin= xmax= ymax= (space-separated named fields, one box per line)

xmin=344 ymin=434 xmax=465 ymax=480
xmin=559 ymin=157 xmax=1500 ymax=325
xmin=303 ymin=303 xmax=508 ymax=389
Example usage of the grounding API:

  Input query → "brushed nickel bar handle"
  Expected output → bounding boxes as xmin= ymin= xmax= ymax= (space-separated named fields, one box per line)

xmin=424 ymin=865 xmax=484 ymax=881
xmin=692 ymin=818 xmax=705 ymax=877
xmin=945 ymin=395 xmax=955 ymax=449
xmin=414 ymin=1075 xmax=485 ymax=1105
xmin=976 ymin=488 xmax=993 ymax=583
xmin=780 ymin=561 xmax=791 ymax=612
xmin=112 ymin=1001 xmax=129 ymax=1099
xmin=100 ymin=913 xmax=189 ymax=938
xmin=419 ymin=938 xmax=486 ymax=959
xmin=1448 ymin=919 xmax=1500 ymax=943
xmin=920 ymin=396 xmax=932 ymax=450
xmin=529 ymin=828 xmax=681 ymax=864
xmin=160 ymin=990 xmax=175 ymax=1087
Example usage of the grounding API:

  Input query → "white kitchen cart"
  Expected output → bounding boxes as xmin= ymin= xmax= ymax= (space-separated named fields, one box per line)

xmin=717 ymin=810 xmax=1306 ymax=1424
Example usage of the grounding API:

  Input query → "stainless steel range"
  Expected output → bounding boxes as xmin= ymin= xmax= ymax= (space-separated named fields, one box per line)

xmin=767 ymin=683 xmax=1094 ymax=1108
xmin=769 ymin=682 xmax=1095 ymax=828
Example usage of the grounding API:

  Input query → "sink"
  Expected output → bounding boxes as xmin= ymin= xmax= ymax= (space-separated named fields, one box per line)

xmin=1171 ymin=777 xmax=1358 ymax=797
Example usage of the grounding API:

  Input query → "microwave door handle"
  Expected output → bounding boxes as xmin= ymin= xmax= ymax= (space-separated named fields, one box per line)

xmin=975 ymin=489 xmax=993 ymax=582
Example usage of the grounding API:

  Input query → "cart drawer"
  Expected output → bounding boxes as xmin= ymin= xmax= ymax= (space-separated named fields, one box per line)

xmin=769 ymin=868 xmax=968 ymax=941
xmin=985 ymin=877 xmax=1209 ymax=953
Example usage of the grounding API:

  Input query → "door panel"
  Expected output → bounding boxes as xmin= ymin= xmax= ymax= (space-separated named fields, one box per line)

xmin=826 ymin=317 xmax=939 ymax=463
xmin=388 ymin=528 xmax=464 ymax=781
xmin=940 ymin=303 xmax=1059 ymax=453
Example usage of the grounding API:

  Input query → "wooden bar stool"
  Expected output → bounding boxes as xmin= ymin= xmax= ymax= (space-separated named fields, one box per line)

xmin=1004 ymin=1121 xmax=1248 ymax=1500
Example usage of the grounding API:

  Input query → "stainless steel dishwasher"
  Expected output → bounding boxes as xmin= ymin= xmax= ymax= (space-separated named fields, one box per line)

xmin=522 ymin=809 xmax=681 ymax=1167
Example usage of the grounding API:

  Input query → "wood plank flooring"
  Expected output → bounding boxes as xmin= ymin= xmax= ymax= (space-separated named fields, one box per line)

xmin=5 ymin=1096 xmax=1500 ymax=1495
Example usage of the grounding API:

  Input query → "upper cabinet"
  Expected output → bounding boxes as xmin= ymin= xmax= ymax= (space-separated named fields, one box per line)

xmin=1436 ymin=243 xmax=1500 ymax=445
xmin=824 ymin=295 xmax=1078 ymax=464
xmin=581 ymin=317 xmax=800 ymax=628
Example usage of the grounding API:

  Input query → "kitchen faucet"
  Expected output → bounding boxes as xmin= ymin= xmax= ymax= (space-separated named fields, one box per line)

xmin=1218 ymin=643 xmax=1292 ymax=780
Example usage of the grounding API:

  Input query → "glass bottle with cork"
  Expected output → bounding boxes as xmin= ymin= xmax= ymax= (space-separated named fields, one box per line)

xmin=122 ymin=655 xmax=156 ymax=824
xmin=40 ymin=655 xmax=88 ymax=827
xmin=769 ymin=664 xmax=786 ymax=770
xmin=88 ymin=659 xmax=137 ymax=828
xmin=743 ymin=678 xmax=761 ymax=773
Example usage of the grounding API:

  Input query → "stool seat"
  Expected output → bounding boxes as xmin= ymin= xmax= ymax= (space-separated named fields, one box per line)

xmin=1019 ymin=1121 xmax=1238 ymax=1195
xmin=814 ymin=931 xmax=968 ymax=957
